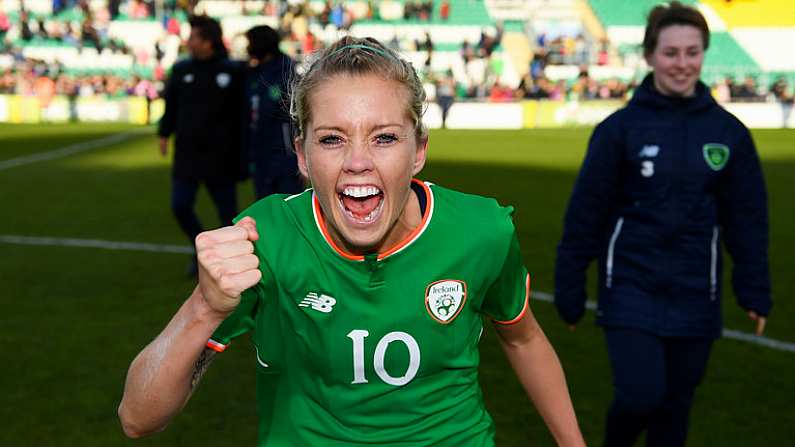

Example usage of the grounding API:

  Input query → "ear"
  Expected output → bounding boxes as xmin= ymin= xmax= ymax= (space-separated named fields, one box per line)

xmin=412 ymin=136 xmax=428 ymax=176
xmin=294 ymin=137 xmax=310 ymax=179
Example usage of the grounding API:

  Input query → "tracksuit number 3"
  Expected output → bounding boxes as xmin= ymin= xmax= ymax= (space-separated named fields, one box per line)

xmin=347 ymin=330 xmax=421 ymax=386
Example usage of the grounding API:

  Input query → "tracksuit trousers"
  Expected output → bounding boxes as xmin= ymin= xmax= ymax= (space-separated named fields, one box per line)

xmin=603 ymin=327 xmax=713 ymax=447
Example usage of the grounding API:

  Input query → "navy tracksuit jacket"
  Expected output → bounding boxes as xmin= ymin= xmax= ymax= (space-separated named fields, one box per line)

xmin=555 ymin=74 xmax=771 ymax=338
xmin=244 ymin=53 xmax=301 ymax=197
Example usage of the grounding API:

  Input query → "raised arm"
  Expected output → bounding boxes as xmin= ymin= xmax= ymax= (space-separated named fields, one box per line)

xmin=494 ymin=311 xmax=586 ymax=447
xmin=118 ymin=218 xmax=261 ymax=437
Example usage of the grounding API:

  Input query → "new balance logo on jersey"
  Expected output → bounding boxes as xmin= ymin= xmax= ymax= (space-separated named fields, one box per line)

xmin=299 ymin=292 xmax=337 ymax=313
xmin=425 ymin=280 xmax=467 ymax=324
xmin=639 ymin=145 xmax=660 ymax=158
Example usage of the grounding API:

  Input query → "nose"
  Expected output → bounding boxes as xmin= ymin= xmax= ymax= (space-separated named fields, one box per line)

xmin=342 ymin=139 xmax=375 ymax=174
xmin=675 ymin=53 xmax=687 ymax=68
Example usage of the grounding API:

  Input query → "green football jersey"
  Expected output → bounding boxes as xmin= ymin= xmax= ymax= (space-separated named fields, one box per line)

xmin=208 ymin=179 xmax=531 ymax=446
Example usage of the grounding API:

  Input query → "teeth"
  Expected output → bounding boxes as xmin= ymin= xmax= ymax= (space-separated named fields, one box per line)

xmin=340 ymin=195 xmax=384 ymax=223
xmin=343 ymin=185 xmax=381 ymax=198
xmin=363 ymin=206 xmax=379 ymax=222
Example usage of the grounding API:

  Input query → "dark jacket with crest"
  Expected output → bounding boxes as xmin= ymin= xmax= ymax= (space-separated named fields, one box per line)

xmin=555 ymin=74 xmax=770 ymax=338
xmin=159 ymin=55 xmax=245 ymax=183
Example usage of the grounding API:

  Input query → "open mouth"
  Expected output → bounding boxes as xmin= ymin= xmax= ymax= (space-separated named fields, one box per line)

xmin=338 ymin=185 xmax=384 ymax=224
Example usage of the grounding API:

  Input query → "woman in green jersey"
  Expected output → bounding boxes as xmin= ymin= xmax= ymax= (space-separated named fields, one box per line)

xmin=119 ymin=36 xmax=586 ymax=446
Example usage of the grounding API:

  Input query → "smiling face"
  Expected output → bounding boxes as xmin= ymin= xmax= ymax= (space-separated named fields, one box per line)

xmin=295 ymin=74 xmax=428 ymax=255
xmin=645 ymin=24 xmax=705 ymax=97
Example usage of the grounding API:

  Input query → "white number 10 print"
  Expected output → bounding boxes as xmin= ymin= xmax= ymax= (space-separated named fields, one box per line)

xmin=347 ymin=330 xmax=421 ymax=386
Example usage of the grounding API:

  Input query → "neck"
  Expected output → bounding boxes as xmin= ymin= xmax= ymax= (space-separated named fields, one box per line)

xmin=323 ymin=186 xmax=422 ymax=257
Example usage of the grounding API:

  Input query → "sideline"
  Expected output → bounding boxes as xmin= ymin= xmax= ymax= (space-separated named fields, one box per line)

xmin=0 ymin=234 xmax=192 ymax=254
xmin=0 ymin=129 xmax=150 ymax=171
xmin=0 ymin=233 xmax=792 ymax=354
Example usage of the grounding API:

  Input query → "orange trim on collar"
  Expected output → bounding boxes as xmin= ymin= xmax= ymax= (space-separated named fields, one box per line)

xmin=313 ymin=178 xmax=433 ymax=262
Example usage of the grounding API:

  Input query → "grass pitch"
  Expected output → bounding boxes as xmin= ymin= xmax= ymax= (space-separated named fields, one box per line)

xmin=0 ymin=123 xmax=793 ymax=446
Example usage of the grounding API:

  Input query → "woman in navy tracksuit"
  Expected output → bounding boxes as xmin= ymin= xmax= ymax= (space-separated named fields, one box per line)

xmin=554 ymin=3 xmax=771 ymax=446
xmin=244 ymin=25 xmax=304 ymax=200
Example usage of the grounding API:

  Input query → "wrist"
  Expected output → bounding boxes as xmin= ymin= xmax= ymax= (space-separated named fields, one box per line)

xmin=189 ymin=285 xmax=231 ymax=324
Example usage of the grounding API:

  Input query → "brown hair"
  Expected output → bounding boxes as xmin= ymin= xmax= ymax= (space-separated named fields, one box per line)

xmin=643 ymin=1 xmax=710 ymax=56
xmin=188 ymin=15 xmax=227 ymax=58
xmin=290 ymin=36 xmax=428 ymax=142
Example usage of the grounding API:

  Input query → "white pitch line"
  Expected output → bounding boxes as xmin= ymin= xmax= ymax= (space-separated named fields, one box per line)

xmin=0 ymin=129 xmax=149 ymax=171
xmin=0 ymin=235 xmax=193 ymax=254
xmin=0 ymin=233 xmax=792 ymax=354
xmin=531 ymin=291 xmax=795 ymax=354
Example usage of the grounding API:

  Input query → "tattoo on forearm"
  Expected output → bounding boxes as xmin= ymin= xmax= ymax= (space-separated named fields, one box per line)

xmin=190 ymin=348 xmax=216 ymax=390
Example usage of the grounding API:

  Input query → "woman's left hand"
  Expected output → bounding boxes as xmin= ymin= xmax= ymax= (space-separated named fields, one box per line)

xmin=746 ymin=310 xmax=767 ymax=336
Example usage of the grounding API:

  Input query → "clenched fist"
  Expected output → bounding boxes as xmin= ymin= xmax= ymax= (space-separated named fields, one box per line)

xmin=195 ymin=216 xmax=262 ymax=315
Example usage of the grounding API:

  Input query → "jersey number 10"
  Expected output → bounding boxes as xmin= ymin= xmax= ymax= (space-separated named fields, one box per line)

xmin=347 ymin=330 xmax=421 ymax=386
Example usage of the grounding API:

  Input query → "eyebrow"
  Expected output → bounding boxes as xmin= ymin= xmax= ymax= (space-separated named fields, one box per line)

xmin=662 ymin=45 xmax=702 ymax=50
xmin=312 ymin=123 xmax=406 ymax=133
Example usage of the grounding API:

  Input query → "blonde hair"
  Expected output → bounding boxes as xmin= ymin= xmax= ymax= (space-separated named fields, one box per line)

xmin=290 ymin=36 xmax=428 ymax=142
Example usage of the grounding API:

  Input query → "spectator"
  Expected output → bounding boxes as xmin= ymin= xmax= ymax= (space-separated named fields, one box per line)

xmin=488 ymin=78 xmax=514 ymax=102
xmin=81 ymin=18 xmax=102 ymax=52
xmin=596 ymin=39 xmax=609 ymax=65
xmin=20 ymin=11 xmax=34 ymax=42
xmin=574 ymin=34 xmax=588 ymax=65
xmin=36 ymin=18 xmax=49 ymax=39
xmin=439 ymin=0 xmax=450 ymax=21
xmin=109 ymin=0 xmax=121 ymax=19
xmin=460 ymin=40 xmax=475 ymax=64
xmin=769 ymin=77 xmax=792 ymax=102
xmin=416 ymin=31 xmax=433 ymax=69
xmin=435 ymin=69 xmax=456 ymax=128
xmin=330 ymin=2 xmax=344 ymax=29
xmin=733 ymin=75 xmax=762 ymax=101
xmin=712 ymin=77 xmax=731 ymax=103
xmin=529 ymin=49 xmax=546 ymax=80
xmin=0 ymin=12 xmax=10 ymax=48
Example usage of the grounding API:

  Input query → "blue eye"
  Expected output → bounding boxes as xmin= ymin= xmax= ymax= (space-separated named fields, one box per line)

xmin=319 ymin=135 xmax=343 ymax=146
xmin=374 ymin=133 xmax=399 ymax=145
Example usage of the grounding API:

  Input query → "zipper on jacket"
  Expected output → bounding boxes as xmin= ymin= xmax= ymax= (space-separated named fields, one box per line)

xmin=710 ymin=226 xmax=719 ymax=300
xmin=606 ymin=217 xmax=624 ymax=288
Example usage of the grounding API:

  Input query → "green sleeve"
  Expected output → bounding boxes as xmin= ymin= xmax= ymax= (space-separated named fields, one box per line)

xmin=207 ymin=285 xmax=261 ymax=352
xmin=480 ymin=221 xmax=531 ymax=324
xmin=207 ymin=219 xmax=276 ymax=352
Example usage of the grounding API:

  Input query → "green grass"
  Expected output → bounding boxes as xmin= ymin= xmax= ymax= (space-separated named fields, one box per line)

xmin=1 ymin=124 xmax=793 ymax=446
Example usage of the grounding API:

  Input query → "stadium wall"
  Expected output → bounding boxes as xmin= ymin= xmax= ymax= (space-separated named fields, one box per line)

xmin=1 ymin=95 xmax=793 ymax=129
xmin=0 ymin=95 xmax=151 ymax=124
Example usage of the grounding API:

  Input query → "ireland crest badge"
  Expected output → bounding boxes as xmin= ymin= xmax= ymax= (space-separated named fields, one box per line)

xmin=703 ymin=143 xmax=730 ymax=171
xmin=425 ymin=280 xmax=467 ymax=324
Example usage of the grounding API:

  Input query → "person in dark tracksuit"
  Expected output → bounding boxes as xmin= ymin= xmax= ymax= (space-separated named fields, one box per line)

xmin=158 ymin=15 xmax=245 ymax=275
xmin=554 ymin=3 xmax=771 ymax=446
xmin=244 ymin=25 xmax=303 ymax=200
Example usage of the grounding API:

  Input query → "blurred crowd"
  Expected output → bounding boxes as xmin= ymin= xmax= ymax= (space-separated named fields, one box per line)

xmin=0 ymin=0 xmax=792 ymax=106
xmin=3 ymin=2 xmax=132 ymax=54
xmin=711 ymin=75 xmax=794 ymax=103
xmin=532 ymin=32 xmax=609 ymax=67
xmin=0 ymin=59 xmax=159 ymax=100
